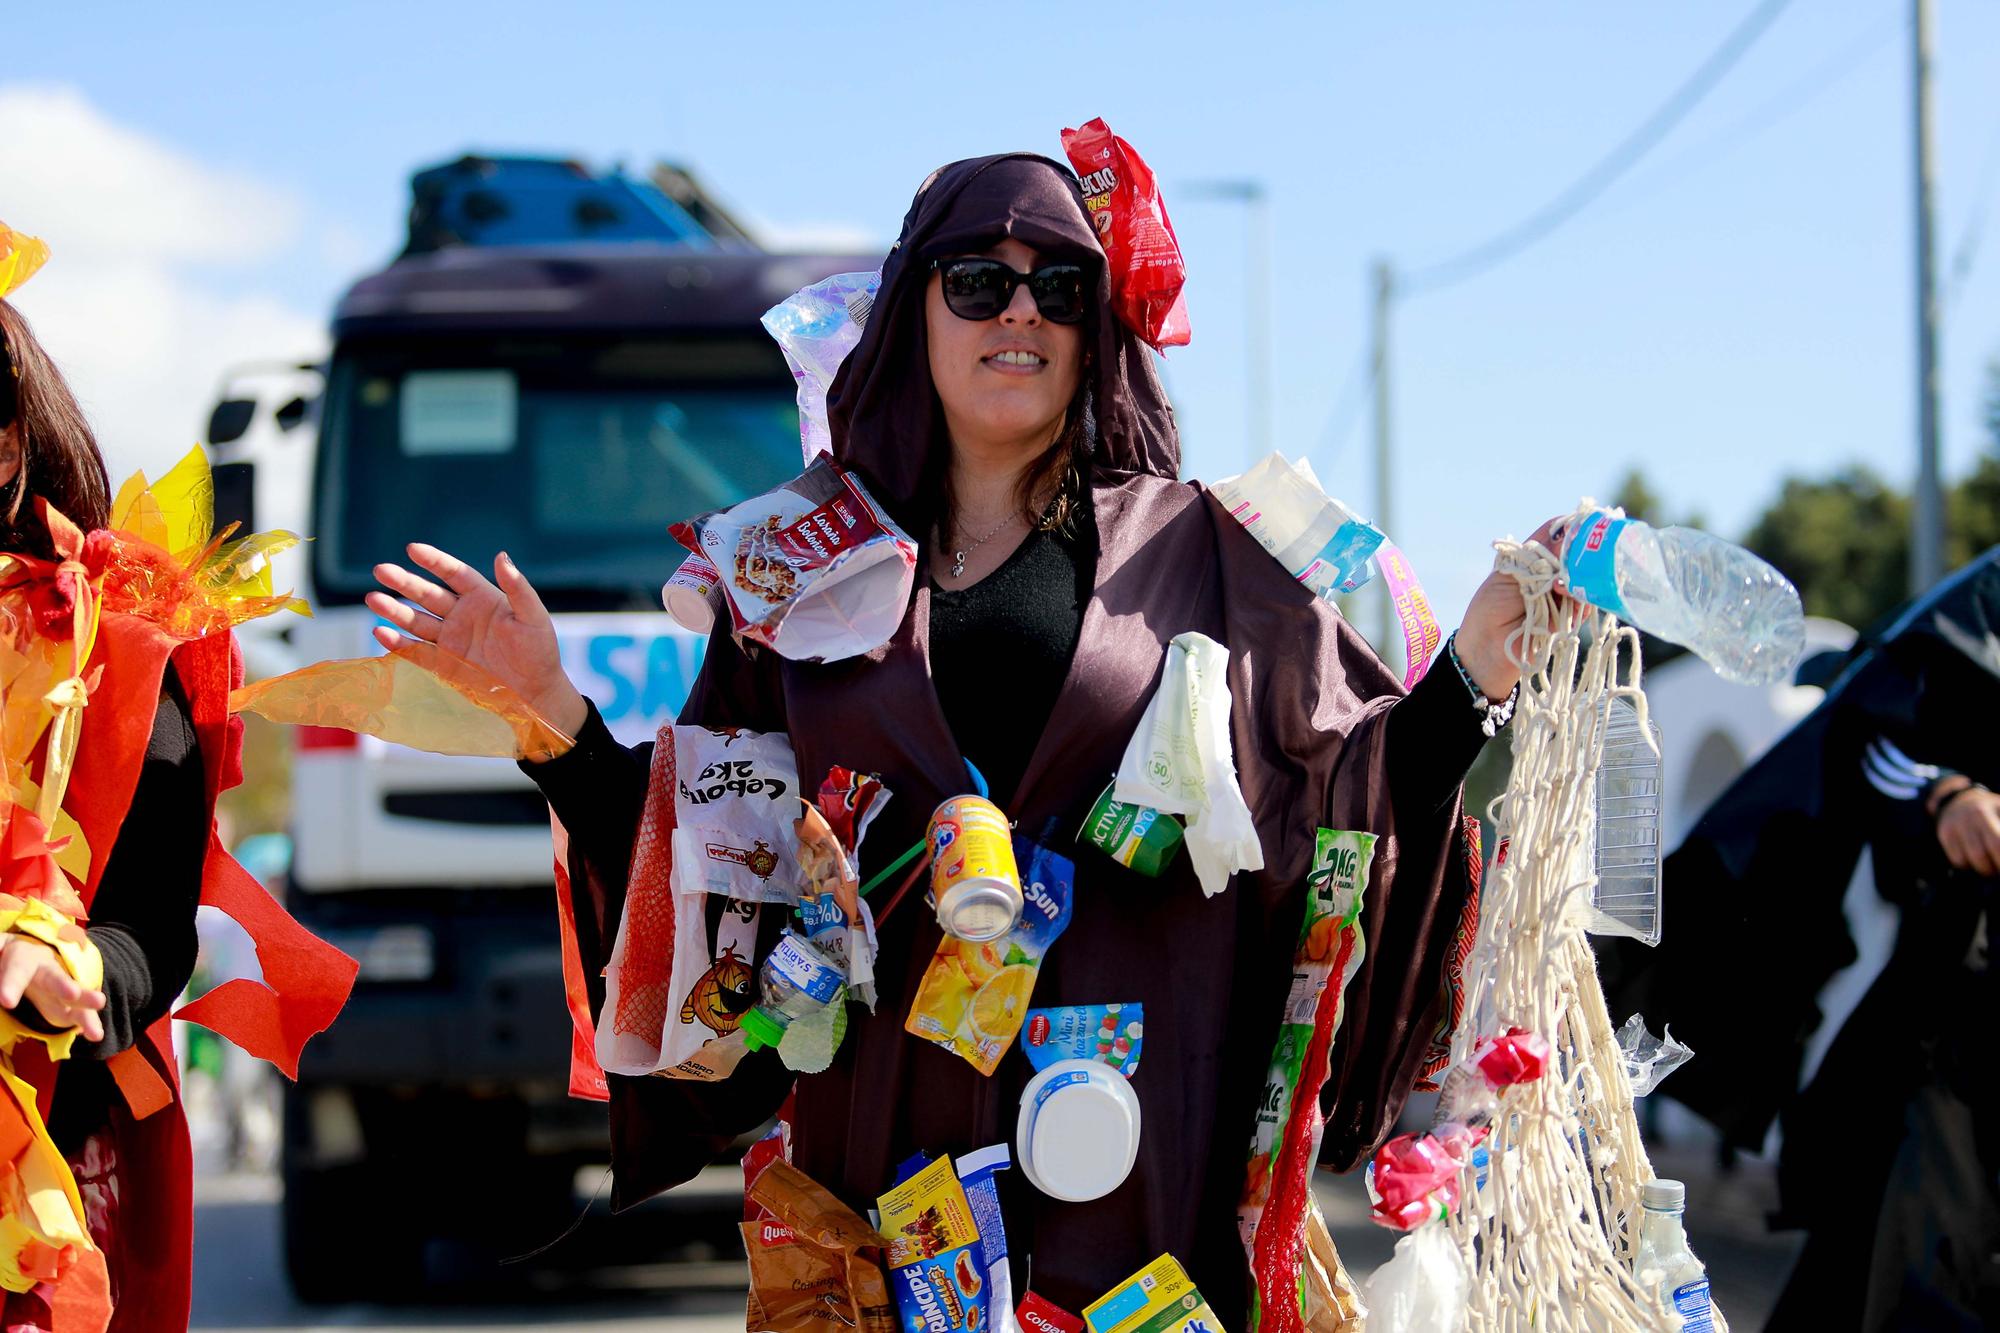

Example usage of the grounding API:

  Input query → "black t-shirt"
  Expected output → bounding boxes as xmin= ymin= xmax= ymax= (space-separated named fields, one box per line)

xmin=11 ymin=673 xmax=208 ymax=1151
xmin=926 ymin=512 xmax=1096 ymax=811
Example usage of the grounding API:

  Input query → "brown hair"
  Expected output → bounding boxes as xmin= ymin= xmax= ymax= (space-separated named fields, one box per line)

xmin=0 ymin=300 xmax=112 ymax=556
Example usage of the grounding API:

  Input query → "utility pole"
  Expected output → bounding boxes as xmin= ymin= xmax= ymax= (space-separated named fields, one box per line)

xmin=1372 ymin=259 xmax=1396 ymax=664
xmin=1179 ymin=179 xmax=1274 ymax=465
xmin=1912 ymin=0 xmax=1944 ymax=594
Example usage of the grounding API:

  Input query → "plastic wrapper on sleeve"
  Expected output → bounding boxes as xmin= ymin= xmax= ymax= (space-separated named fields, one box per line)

xmin=229 ymin=637 xmax=573 ymax=761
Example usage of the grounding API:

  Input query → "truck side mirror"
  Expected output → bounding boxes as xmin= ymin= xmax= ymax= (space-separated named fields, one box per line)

xmin=208 ymin=399 xmax=257 ymax=446
xmin=212 ymin=461 xmax=256 ymax=534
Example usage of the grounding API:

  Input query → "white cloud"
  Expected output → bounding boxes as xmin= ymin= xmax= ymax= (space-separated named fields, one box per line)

xmin=0 ymin=84 xmax=325 ymax=482
xmin=750 ymin=217 xmax=886 ymax=256
xmin=0 ymin=84 xmax=304 ymax=264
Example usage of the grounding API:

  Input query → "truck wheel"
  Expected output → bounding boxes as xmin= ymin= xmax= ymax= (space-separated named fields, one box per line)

xmin=282 ymin=1156 xmax=429 ymax=1303
xmin=281 ymin=1087 xmax=426 ymax=1303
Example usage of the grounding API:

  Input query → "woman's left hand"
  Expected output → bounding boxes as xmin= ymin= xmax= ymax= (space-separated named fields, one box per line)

xmin=0 ymin=936 xmax=106 ymax=1042
xmin=1453 ymin=516 xmax=1568 ymax=701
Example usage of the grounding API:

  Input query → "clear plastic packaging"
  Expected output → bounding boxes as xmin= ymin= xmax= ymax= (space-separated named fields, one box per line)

xmin=1586 ymin=695 xmax=1664 ymax=945
xmin=761 ymin=271 xmax=881 ymax=463
xmin=1361 ymin=1223 xmax=1468 ymax=1333
xmin=1210 ymin=452 xmax=1384 ymax=601
xmin=1616 ymin=1014 xmax=1694 ymax=1097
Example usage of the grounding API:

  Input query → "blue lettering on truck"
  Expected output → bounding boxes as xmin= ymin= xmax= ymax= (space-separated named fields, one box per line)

xmin=563 ymin=627 xmax=707 ymax=736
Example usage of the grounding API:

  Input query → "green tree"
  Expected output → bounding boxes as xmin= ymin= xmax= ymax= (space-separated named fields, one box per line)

xmin=1611 ymin=469 xmax=1666 ymax=526
xmin=1607 ymin=468 xmax=1706 ymax=531
xmin=1739 ymin=467 xmax=1910 ymax=629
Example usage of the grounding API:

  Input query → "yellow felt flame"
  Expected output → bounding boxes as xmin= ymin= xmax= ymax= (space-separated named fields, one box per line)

xmin=0 ymin=226 xmax=49 ymax=301
xmin=106 ymin=449 xmax=311 ymax=628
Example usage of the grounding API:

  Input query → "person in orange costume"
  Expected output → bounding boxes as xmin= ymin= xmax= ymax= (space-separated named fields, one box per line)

xmin=0 ymin=225 xmax=356 ymax=1332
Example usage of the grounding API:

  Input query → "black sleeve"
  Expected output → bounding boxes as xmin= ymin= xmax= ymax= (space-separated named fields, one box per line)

xmin=1384 ymin=650 xmax=1490 ymax=821
xmin=20 ymin=670 xmax=210 ymax=1057
xmin=520 ymin=700 xmax=652 ymax=984
xmin=522 ymin=701 xmax=652 ymax=883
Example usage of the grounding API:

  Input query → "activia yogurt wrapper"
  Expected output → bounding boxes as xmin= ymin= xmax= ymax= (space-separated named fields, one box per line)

xmin=1022 ymin=1004 xmax=1143 ymax=1079
xmin=1078 ymin=782 xmax=1184 ymax=877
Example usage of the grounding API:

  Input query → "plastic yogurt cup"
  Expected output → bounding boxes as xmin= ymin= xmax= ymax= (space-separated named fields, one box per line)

xmin=1016 ymin=1058 xmax=1142 ymax=1202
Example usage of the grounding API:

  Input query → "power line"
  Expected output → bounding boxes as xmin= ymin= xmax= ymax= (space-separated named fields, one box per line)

xmin=1402 ymin=0 xmax=1796 ymax=296
xmin=1601 ymin=10 xmax=1902 ymax=218
xmin=1309 ymin=346 xmax=1372 ymax=477
xmin=1947 ymin=107 xmax=2000 ymax=310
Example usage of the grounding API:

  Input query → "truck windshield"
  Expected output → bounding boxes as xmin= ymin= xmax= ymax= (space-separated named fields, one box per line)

xmin=313 ymin=335 xmax=803 ymax=608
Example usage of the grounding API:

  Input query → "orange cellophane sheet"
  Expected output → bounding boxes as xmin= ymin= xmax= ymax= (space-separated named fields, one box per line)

xmin=230 ymin=638 xmax=574 ymax=762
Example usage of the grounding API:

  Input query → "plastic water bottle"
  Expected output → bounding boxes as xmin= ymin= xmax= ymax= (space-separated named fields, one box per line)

xmin=1633 ymin=1179 xmax=1714 ymax=1330
xmin=1562 ymin=510 xmax=1804 ymax=685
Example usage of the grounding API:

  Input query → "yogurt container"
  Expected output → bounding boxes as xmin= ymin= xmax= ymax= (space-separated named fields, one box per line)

xmin=661 ymin=551 xmax=722 ymax=633
xmin=1016 ymin=1058 xmax=1141 ymax=1203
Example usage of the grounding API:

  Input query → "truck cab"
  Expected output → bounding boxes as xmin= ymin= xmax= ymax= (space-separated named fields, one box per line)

xmin=208 ymin=155 xmax=872 ymax=1298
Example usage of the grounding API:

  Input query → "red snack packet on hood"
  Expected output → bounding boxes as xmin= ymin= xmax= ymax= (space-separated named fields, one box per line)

xmin=1060 ymin=117 xmax=1191 ymax=351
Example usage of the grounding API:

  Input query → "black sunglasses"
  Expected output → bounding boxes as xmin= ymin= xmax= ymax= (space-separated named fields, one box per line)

xmin=930 ymin=257 xmax=1090 ymax=325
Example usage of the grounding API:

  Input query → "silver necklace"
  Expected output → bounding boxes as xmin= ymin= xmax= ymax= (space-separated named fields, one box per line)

xmin=943 ymin=510 xmax=1022 ymax=579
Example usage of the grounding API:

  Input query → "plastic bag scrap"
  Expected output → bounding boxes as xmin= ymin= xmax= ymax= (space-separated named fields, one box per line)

xmin=1617 ymin=1013 xmax=1694 ymax=1097
xmin=1359 ymin=1223 xmax=1467 ymax=1333
xmin=1059 ymin=118 xmax=1190 ymax=351
xmin=797 ymin=769 xmax=890 ymax=1011
xmin=762 ymin=271 xmax=882 ymax=463
xmin=1112 ymin=632 xmax=1262 ymax=897
xmin=671 ymin=727 xmax=807 ymax=904
xmin=1434 ymin=1025 xmax=1552 ymax=1128
xmin=744 ymin=1160 xmax=898 ymax=1333
xmin=671 ymin=457 xmax=918 ymax=663
xmin=776 ymin=983 xmax=849 ymax=1074
xmin=1366 ymin=1126 xmax=1485 ymax=1231
xmin=1300 ymin=1202 xmax=1368 ymax=1333
xmin=1210 ymin=453 xmax=1385 ymax=603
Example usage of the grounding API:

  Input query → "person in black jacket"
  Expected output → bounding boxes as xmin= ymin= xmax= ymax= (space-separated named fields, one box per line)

xmin=0 ymin=296 xmax=210 ymax=1326
xmin=1603 ymin=550 xmax=2000 ymax=1331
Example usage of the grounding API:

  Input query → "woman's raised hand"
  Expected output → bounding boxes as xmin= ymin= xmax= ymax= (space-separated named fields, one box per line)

xmin=368 ymin=545 xmax=589 ymax=739
xmin=1454 ymin=516 xmax=1570 ymax=702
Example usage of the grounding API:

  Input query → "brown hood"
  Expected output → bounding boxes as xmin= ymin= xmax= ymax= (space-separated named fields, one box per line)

xmin=826 ymin=153 xmax=1179 ymax=521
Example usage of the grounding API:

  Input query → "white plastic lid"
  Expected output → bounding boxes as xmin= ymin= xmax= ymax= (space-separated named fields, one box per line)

xmin=1016 ymin=1059 xmax=1141 ymax=1203
xmin=1642 ymin=1179 xmax=1686 ymax=1210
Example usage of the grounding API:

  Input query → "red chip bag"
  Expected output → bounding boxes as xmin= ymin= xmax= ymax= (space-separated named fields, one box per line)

xmin=1061 ymin=117 xmax=1191 ymax=351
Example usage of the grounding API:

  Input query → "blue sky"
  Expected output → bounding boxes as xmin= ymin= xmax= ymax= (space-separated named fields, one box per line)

xmin=7 ymin=0 xmax=2000 ymax=628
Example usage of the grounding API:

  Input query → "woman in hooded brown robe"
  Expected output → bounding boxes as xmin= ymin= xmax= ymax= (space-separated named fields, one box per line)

xmin=368 ymin=154 xmax=1540 ymax=1318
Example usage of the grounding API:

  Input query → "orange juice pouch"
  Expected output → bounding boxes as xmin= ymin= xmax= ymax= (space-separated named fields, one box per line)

xmin=905 ymin=839 xmax=1073 ymax=1076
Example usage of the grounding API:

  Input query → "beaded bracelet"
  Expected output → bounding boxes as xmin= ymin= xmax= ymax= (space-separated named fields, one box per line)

xmin=1447 ymin=631 xmax=1520 ymax=738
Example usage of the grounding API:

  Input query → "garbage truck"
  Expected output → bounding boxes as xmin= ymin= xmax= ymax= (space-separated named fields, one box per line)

xmin=205 ymin=154 xmax=873 ymax=1298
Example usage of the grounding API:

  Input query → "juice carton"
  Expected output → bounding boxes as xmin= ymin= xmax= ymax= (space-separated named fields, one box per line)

xmin=878 ymin=1156 xmax=990 ymax=1333
xmin=1083 ymin=1255 xmax=1224 ymax=1333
